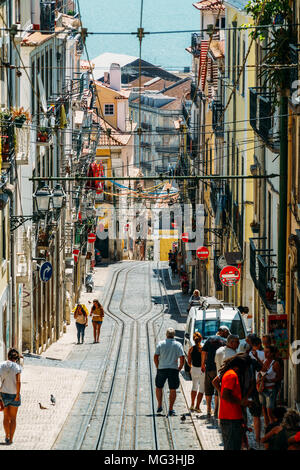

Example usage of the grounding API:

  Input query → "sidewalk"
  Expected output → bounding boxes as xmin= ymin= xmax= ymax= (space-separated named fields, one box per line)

xmin=168 ymin=267 xmax=189 ymax=317
xmin=1 ymin=264 xmax=112 ymax=450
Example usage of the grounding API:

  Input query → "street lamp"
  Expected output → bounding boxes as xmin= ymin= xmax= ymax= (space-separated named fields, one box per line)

xmin=34 ymin=182 xmax=52 ymax=214
xmin=52 ymin=184 xmax=66 ymax=210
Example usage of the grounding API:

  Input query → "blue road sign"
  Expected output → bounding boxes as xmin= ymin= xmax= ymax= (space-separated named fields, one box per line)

xmin=40 ymin=262 xmax=53 ymax=282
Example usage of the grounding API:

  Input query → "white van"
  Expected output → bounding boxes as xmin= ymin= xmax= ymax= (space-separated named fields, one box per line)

xmin=183 ymin=297 xmax=248 ymax=371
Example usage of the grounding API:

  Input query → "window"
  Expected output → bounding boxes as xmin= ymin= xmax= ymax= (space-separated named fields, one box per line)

xmin=194 ymin=318 xmax=245 ymax=339
xmin=104 ymin=104 xmax=114 ymax=115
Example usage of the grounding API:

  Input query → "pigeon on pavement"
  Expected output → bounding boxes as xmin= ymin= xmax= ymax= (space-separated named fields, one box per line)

xmin=39 ymin=403 xmax=48 ymax=410
xmin=50 ymin=394 xmax=56 ymax=405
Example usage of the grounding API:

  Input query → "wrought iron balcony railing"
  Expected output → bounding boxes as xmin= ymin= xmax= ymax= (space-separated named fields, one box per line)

xmin=249 ymin=87 xmax=279 ymax=151
xmin=250 ymin=238 xmax=277 ymax=312
xmin=155 ymin=144 xmax=179 ymax=154
xmin=1 ymin=119 xmax=15 ymax=166
xmin=212 ymin=100 xmax=224 ymax=137
xmin=40 ymin=1 xmax=55 ymax=34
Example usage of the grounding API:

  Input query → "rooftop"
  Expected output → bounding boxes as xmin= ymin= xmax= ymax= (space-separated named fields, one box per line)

xmin=193 ymin=0 xmax=225 ymax=11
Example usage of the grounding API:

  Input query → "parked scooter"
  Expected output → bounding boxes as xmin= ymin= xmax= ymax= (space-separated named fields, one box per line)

xmin=85 ymin=273 xmax=94 ymax=293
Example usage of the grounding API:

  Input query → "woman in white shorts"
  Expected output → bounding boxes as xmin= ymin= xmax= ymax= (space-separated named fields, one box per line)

xmin=188 ymin=332 xmax=205 ymax=412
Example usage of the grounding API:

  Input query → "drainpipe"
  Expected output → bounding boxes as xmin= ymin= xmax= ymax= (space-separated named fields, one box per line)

xmin=4 ymin=184 xmax=16 ymax=347
xmin=278 ymin=93 xmax=289 ymax=307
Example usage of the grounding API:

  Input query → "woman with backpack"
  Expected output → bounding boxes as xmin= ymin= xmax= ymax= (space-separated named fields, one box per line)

xmin=74 ymin=304 xmax=88 ymax=344
xmin=90 ymin=299 xmax=104 ymax=343
xmin=188 ymin=332 xmax=205 ymax=412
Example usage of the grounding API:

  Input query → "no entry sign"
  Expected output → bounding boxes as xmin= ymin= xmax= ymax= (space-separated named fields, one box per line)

xmin=196 ymin=246 xmax=209 ymax=260
xmin=73 ymin=249 xmax=80 ymax=263
xmin=220 ymin=265 xmax=241 ymax=286
xmin=88 ymin=233 xmax=96 ymax=243
xmin=182 ymin=232 xmax=189 ymax=243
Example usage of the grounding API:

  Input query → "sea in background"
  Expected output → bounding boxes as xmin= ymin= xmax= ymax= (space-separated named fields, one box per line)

xmin=78 ymin=0 xmax=200 ymax=72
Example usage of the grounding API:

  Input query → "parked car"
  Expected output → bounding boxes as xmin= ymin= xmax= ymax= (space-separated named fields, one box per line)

xmin=183 ymin=297 xmax=248 ymax=372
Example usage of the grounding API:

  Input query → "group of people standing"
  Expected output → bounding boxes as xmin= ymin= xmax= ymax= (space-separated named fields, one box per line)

xmin=73 ymin=299 xmax=104 ymax=344
xmin=188 ymin=328 xmax=300 ymax=450
xmin=154 ymin=324 xmax=300 ymax=450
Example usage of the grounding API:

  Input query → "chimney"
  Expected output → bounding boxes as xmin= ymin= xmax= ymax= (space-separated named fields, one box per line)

xmin=104 ymin=72 xmax=109 ymax=83
xmin=110 ymin=63 xmax=121 ymax=91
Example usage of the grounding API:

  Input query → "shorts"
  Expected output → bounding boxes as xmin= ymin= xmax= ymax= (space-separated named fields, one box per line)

xmin=248 ymin=389 xmax=262 ymax=417
xmin=205 ymin=369 xmax=217 ymax=396
xmin=0 ymin=393 xmax=21 ymax=408
xmin=259 ymin=388 xmax=277 ymax=409
xmin=191 ymin=366 xmax=205 ymax=393
xmin=92 ymin=320 xmax=103 ymax=325
xmin=155 ymin=369 xmax=180 ymax=390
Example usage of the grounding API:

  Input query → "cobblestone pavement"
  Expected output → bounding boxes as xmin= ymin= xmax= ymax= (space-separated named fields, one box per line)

xmin=163 ymin=263 xmax=264 ymax=450
xmin=5 ymin=261 xmax=264 ymax=450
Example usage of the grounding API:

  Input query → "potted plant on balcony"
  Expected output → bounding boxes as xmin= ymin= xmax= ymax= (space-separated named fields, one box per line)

xmin=11 ymin=107 xmax=31 ymax=128
xmin=37 ymin=127 xmax=49 ymax=143
xmin=250 ymin=221 xmax=260 ymax=233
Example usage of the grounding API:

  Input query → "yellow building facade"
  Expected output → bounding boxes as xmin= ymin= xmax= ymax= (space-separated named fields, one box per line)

xmin=223 ymin=2 xmax=255 ymax=316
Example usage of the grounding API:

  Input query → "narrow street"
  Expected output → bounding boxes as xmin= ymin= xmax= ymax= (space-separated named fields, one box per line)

xmin=9 ymin=261 xmax=208 ymax=450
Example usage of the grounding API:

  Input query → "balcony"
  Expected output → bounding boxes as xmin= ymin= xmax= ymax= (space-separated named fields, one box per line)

xmin=156 ymin=126 xmax=176 ymax=134
xmin=182 ymin=102 xmax=191 ymax=126
xmin=212 ymin=100 xmax=224 ymax=137
xmin=232 ymin=202 xmax=243 ymax=251
xmin=141 ymin=161 xmax=152 ymax=171
xmin=1 ymin=120 xmax=15 ymax=168
xmin=213 ymin=251 xmax=223 ymax=291
xmin=155 ymin=144 xmax=179 ymax=154
xmin=191 ymin=33 xmax=202 ymax=56
xmin=15 ymin=127 xmax=30 ymax=165
xmin=141 ymin=141 xmax=151 ymax=149
xmin=210 ymin=182 xmax=225 ymax=217
xmin=290 ymin=43 xmax=299 ymax=104
xmin=155 ymin=165 xmax=167 ymax=174
xmin=141 ymin=122 xmax=152 ymax=131
xmin=249 ymin=88 xmax=280 ymax=151
xmin=37 ymin=127 xmax=52 ymax=146
xmin=250 ymin=238 xmax=277 ymax=312
xmin=40 ymin=1 xmax=55 ymax=34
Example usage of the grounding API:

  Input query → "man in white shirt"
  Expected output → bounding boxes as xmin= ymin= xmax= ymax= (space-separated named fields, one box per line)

xmin=215 ymin=335 xmax=240 ymax=374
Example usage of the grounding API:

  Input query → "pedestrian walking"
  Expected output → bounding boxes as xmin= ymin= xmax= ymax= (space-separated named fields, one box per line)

xmin=154 ymin=327 xmax=184 ymax=416
xmin=74 ymin=304 xmax=88 ymax=344
xmin=257 ymin=345 xmax=283 ymax=427
xmin=187 ymin=332 xmax=205 ymax=412
xmin=201 ymin=326 xmax=229 ymax=417
xmin=0 ymin=349 xmax=22 ymax=445
xmin=90 ymin=299 xmax=104 ymax=343
xmin=215 ymin=353 xmax=252 ymax=450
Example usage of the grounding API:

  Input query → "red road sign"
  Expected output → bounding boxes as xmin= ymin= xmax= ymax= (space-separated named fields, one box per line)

xmin=73 ymin=249 xmax=80 ymax=263
xmin=88 ymin=233 xmax=96 ymax=243
xmin=182 ymin=232 xmax=189 ymax=242
xmin=196 ymin=246 xmax=209 ymax=260
xmin=219 ymin=265 xmax=241 ymax=286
